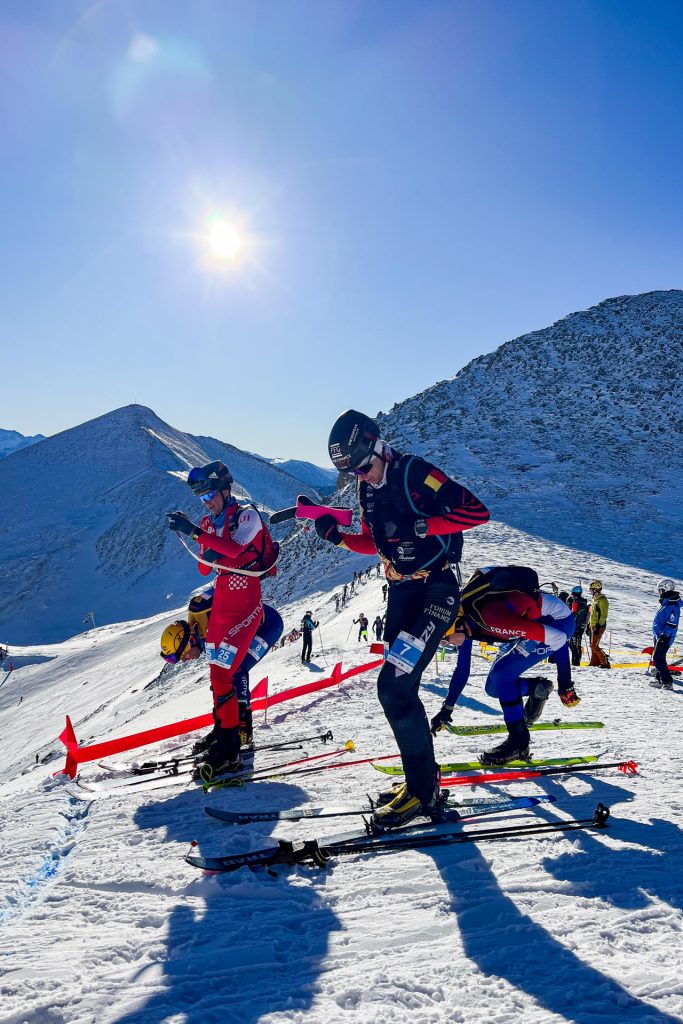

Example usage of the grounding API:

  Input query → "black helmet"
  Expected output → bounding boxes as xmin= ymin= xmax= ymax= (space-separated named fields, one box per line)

xmin=328 ymin=410 xmax=380 ymax=472
xmin=187 ymin=460 xmax=233 ymax=495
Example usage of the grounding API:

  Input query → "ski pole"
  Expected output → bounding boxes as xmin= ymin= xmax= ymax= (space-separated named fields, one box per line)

xmin=440 ymin=759 xmax=638 ymax=788
xmin=206 ymin=741 xmax=356 ymax=790
xmin=317 ymin=625 xmax=329 ymax=667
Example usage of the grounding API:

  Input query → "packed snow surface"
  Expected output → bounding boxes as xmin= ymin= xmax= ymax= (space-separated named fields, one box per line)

xmin=1 ymin=519 xmax=682 ymax=1024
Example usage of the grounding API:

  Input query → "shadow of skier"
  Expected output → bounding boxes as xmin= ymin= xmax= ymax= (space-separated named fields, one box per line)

xmin=422 ymin=774 xmax=682 ymax=1023
xmin=112 ymin=779 xmax=341 ymax=1024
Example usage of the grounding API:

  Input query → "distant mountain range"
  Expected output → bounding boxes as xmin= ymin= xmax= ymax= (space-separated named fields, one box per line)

xmin=3 ymin=290 xmax=680 ymax=646
xmin=258 ymin=457 xmax=337 ymax=492
xmin=0 ymin=405 xmax=318 ymax=645
xmin=0 ymin=428 xmax=45 ymax=458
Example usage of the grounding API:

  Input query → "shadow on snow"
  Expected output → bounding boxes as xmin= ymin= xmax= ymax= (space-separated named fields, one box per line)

xmin=424 ymin=773 xmax=682 ymax=1022
xmin=112 ymin=778 xmax=340 ymax=1024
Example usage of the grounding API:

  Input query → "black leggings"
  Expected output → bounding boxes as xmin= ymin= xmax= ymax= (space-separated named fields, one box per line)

xmin=377 ymin=570 xmax=460 ymax=806
xmin=302 ymin=632 xmax=313 ymax=661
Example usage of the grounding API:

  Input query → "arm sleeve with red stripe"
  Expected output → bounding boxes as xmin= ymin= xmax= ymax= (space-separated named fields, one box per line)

xmin=411 ymin=462 xmax=490 ymax=535
xmin=338 ymin=513 xmax=377 ymax=555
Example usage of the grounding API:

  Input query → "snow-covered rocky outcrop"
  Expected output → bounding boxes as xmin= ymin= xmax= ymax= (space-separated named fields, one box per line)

xmin=378 ymin=290 xmax=683 ymax=577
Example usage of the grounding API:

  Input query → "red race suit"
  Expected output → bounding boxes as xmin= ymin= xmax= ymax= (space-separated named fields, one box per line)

xmin=196 ymin=503 xmax=274 ymax=729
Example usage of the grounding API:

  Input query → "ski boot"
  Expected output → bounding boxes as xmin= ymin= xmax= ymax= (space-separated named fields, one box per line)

xmin=192 ymin=726 xmax=218 ymax=756
xmin=370 ymin=778 xmax=444 ymax=832
xmin=479 ymin=722 xmax=531 ymax=766
xmin=374 ymin=780 xmax=409 ymax=808
xmin=524 ymin=677 xmax=554 ymax=725
xmin=193 ymin=725 xmax=241 ymax=783
xmin=558 ymin=686 xmax=581 ymax=708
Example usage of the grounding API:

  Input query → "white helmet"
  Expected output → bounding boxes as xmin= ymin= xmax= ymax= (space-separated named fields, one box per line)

xmin=657 ymin=578 xmax=674 ymax=593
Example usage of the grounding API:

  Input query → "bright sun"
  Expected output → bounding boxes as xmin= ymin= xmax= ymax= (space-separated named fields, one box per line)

xmin=200 ymin=211 xmax=253 ymax=270
xmin=205 ymin=218 xmax=247 ymax=264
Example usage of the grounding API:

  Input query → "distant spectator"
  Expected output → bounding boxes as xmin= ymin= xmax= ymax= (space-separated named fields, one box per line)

xmin=373 ymin=615 xmax=383 ymax=641
xmin=650 ymin=579 xmax=682 ymax=690
xmin=300 ymin=611 xmax=318 ymax=663
xmin=354 ymin=613 xmax=369 ymax=642
xmin=567 ymin=585 xmax=589 ymax=666
xmin=334 ymin=594 xmax=341 ymax=614
xmin=588 ymin=580 xmax=610 ymax=668
xmin=382 ymin=582 xmax=388 ymax=602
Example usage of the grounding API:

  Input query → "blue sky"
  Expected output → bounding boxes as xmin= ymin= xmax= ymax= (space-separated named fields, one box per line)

xmin=2 ymin=0 xmax=682 ymax=465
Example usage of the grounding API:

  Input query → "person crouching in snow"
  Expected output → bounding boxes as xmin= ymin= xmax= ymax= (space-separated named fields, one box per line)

xmin=430 ymin=566 xmax=578 ymax=764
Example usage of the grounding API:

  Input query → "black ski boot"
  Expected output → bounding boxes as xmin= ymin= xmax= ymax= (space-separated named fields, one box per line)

xmin=524 ymin=677 xmax=554 ymax=725
xmin=194 ymin=725 xmax=241 ymax=783
xmin=192 ymin=726 xmax=218 ymax=756
xmin=479 ymin=722 xmax=531 ymax=766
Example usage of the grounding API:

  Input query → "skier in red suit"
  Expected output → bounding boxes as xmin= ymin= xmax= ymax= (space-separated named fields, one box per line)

xmin=166 ymin=461 xmax=277 ymax=781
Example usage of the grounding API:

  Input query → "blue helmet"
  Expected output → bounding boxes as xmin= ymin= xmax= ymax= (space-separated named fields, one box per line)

xmin=571 ymin=586 xmax=582 ymax=595
xmin=187 ymin=461 xmax=233 ymax=496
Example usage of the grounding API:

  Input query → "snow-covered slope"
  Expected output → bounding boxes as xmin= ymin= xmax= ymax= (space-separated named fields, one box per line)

xmin=0 ymin=522 xmax=681 ymax=1024
xmin=0 ymin=427 xmax=45 ymax=458
xmin=0 ymin=404 xmax=317 ymax=645
xmin=378 ymin=290 xmax=683 ymax=577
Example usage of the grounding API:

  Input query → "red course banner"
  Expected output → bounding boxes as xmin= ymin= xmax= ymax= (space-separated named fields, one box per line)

xmin=58 ymin=657 xmax=383 ymax=777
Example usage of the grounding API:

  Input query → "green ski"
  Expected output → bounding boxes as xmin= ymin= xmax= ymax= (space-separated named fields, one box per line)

xmin=446 ymin=719 xmax=603 ymax=736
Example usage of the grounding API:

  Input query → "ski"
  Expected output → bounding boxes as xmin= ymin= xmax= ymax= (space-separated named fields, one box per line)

xmin=269 ymin=494 xmax=353 ymax=527
xmin=373 ymin=755 xmax=600 ymax=776
xmin=186 ymin=801 xmax=610 ymax=872
xmin=439 ymin=759 xmax=638 ymax=789
xmin=203 ymin=792 xmax=557 ymax=826
xmin=77 ymin=740 xmax=347 ymax=796
xmin=98 ymin=729 xmax=334 ymax=776
xmin=446 ymin=719 xmax=604 ymax=736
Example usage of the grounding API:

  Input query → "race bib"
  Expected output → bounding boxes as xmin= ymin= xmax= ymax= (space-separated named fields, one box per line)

xmin=206 ymin=640 xmax=239 ymax=669
xmin=248 ymin=633 xmax=269 ymax=662
xmin=387 ymin=631 xmax=426 ymax=675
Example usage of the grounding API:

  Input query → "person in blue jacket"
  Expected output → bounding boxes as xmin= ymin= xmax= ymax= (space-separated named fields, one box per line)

xmin=650 ymin=579 xmax=682 ymax=690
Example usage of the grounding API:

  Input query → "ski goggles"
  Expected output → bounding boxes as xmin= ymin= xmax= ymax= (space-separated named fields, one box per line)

xmin=200 ymin=490 xmax=219 ymax=504
xmin=350 ymin=456 xmax=374 ymax=477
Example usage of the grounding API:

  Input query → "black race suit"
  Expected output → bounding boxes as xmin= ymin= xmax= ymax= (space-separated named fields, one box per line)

xmin=337 ymin=449 xmax=489 ymax=806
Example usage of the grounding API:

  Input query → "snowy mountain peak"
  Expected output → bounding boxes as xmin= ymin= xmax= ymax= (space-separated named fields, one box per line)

xmin=379 ymin=289 xmax=683 ymax=575
xmin=0 ymin=405 xmax=317 ymax=644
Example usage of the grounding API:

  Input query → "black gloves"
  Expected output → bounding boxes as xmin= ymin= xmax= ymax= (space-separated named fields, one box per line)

xmin=314 ymin=514 xmax=343 ymax=546
xmin=166 ymin=510 xmax=203 ymax=541
xmin=430 ymin=703 xmax=454 ymax=736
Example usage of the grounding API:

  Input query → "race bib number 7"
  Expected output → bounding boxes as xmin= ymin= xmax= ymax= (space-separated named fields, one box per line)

xmin=387 ymin=631 xmax=426 ymax=675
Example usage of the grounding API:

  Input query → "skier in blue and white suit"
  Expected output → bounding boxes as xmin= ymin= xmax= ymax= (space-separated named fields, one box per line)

xmin=430 ymin=566 xmax=576 ymax=764
xmin=651 ymin=579 xmax=682 ymax=690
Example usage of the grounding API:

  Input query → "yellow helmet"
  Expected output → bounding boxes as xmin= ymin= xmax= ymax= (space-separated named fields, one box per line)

xmin=589 ymin=580 xmax=602 ymax=591
xmin=160 ymin=620 xmax=191 ymax=664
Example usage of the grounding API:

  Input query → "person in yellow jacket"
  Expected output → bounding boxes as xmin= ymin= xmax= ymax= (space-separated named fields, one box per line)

xmin=588 ymin=580 xmax=610 ymax=668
